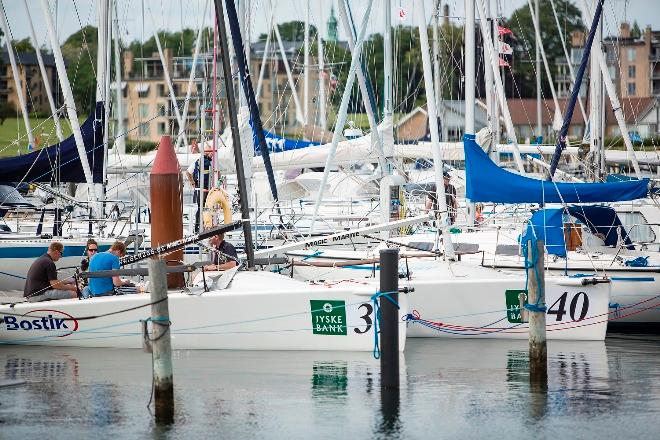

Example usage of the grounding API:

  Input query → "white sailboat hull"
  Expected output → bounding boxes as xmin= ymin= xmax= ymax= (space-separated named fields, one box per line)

xmin=0 ymin=272 xmax=407 ymax=351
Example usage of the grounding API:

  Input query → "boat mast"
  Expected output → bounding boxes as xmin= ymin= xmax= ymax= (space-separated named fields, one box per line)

xmin=464 ymin=0 xmax=475 ymax=136
xmin=309 ymin=0 xmax=375 ymax=235
xmin=213 ymin=0 xmax=255 ymax=267
xmin=534 ymin=0 xmax=542 ymax=139
xmin=416 ymin=0 xmax=456 ymax=260
xmin=39 ymin=0 xmax=96 ymax=201
xmin=476 ymin=0 xmax=525 ymax=173
xmin=0 ymin=2 xmax=35 ymax=149
xmin=112 ymin=0 xmax=126 ymax=155
xmin=337 ymin=0 xmax=386 ymax=171
xmin=176 ymin=0 xmax=210 ymax=150
xmin=255 ymin=0 xmax=276 ymax=101
xmin=23 ymin=0 xmax=64 ymax=142
xmin=549 ymin=0 xmax=604 ymax=178
xmin=383 ymin=0 xmax=394 ymax=167
xmin=580 ymin=0 xmax=642 ymax=179
xmin=317 ymin=6 xmax=327 ymax=131
xmin=304 ymin=0 xmax=310 ymax=126
xmin=588 ymin=0 xmax=604 ymax=180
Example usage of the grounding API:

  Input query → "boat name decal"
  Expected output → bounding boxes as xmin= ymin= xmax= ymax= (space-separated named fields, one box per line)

xmin=2 ymin=309 xmax=79 ymax=337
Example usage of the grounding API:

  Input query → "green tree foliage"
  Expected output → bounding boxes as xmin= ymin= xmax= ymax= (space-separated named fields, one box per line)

xmin=12 ymin=38 xmax=35 ymax=53
xmin=631 ymin=21 xmax=641 ymax=39
xmin=258 ymin=21 xmax=318 ymax=42
xmin=61 ymin=26 xmax=98 ymax=114
xmin=0 ymin=102 xmax=16 ymax=125
xmin=501 ymin=0 xmax=584 ymax=99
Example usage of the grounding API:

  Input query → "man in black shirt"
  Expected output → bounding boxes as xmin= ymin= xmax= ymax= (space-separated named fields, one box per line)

xmin=24 ymin=242 xmax=78 ymax=302
xmin=425 ymin=172 xmax=458 ymax=225
xmin=204 ymin=232 xmax=238 ymax=271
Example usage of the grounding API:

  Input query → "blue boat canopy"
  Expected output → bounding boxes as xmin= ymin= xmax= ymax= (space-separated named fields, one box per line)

xmin=521 ymin=205 xmax=634 ymax=258
xmin=464 ymin=134 xmax=648 ymax=203
xmin=0 ymin=102 xmax=105 ymax=184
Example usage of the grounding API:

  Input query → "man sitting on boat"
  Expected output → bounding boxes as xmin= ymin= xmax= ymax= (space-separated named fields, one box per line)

xmin=83 ymin=241 xmax=135 ymax=298
xmin=24 ymin=242 xmax=79 ymax=302
xmin=425 ymin=171 xmax=458 ymax=225
xmin=204 ymin=233 xmax=238 ymax=271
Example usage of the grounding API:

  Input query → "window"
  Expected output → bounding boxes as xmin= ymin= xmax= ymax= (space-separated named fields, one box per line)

xmin=628 ymin=65 xmax=636 ymax=78
xmin=627 ymin=82 xmax=636 ymax=95
xmin=158 ymin=84 xmax=167 ymax=97
xmin=618 ymin=212 xmax=656 ymax=243
xmin=138 ymin=122 xmax=150 ymax=137
xmin=627 ymin=48 xmax=636 ymax=61
xmin=157 ymin=122 xmax=168 ymax=135
xmin=138 ymin=103 xmax=150 ymax=118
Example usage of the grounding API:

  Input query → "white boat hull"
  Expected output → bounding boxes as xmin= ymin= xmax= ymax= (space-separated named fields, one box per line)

xmin=0 ymin=272 xmax=407 ymax=351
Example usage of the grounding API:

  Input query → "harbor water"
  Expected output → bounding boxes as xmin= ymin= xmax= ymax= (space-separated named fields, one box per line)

xmin=1 ymin=335 xmax=659 ymax=439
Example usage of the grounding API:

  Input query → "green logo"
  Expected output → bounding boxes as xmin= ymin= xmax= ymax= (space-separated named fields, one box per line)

xmin=505 ymin=289 xmax=528 ymax=323
xmin=310 ymin=300 xmax=347 ymax=335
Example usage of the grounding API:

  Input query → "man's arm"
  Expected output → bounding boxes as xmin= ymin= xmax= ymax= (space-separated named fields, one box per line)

xmin=185 ymin=171 xmax=196 ymax=188
xmin=49 ymin=279 xmax=77 ymax=291
xmin=112 ymin=275 xmax=131 ymax=287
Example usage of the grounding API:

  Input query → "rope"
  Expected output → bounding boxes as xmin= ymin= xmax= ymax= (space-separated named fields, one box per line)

xmin=520 ymin=238 xmax=547 ymax=313
xmin=370 ymin=290 xmax=399 ymax=359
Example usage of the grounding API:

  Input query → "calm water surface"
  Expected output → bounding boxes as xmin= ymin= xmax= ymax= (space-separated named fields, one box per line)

xmin=0 ymin=335 xmax=659 ymax=439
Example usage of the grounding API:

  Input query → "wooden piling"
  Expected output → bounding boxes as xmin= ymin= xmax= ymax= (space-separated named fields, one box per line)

xmin=148 ymin=258 xmax=174 ymax=424
xmin=527 ymin=239 xmax=547 ymax=381
xmin=379 ymin=248 xmax=399 ymax=389
xmin=150 ymin=135 xmax=184 ymax=288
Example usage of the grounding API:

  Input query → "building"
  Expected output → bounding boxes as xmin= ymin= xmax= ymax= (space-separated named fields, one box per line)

xmin=249 ymin=40 xmax=325 ymax=135
xmin=0 ymin=49 xmax=60 ymax=114
xmin=556 ymin=23 xmax=660 ymax=100
xmin=506 ymin=97 xmax=658 ymax=141
xmin=121 ymin=48 xmax=222 ymax=144
xmin=395 ymin=101 xmax=487 ymax=142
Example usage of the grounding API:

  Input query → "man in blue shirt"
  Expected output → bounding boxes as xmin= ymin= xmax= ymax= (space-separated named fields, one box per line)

xmin=84 ymin=241 xmax=132 ymax=298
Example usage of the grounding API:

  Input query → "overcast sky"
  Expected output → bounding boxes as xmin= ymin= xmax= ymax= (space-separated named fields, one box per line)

xmin=3 ymin=0 xmax=658 ymax=47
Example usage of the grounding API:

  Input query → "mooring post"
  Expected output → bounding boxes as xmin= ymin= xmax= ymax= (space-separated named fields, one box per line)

xmin=379 ymin=248 xmax=399 ymax=389
xmin=148 ymin=258 xmax=174 ymax=423
xmin=527 ymin=239 xmax=547 ymax=381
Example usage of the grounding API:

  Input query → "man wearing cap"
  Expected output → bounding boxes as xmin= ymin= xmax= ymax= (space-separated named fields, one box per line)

xmin=425 ymin=171 xmax=457 ymax=225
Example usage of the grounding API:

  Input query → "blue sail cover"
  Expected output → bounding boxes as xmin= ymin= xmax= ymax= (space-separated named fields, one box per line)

xmin=256 ymin=130 xmax=320 ymax=155
xmin=520 ymin=208 xmax=567 ymax=257
xmin=464 ymin=134 xmax=648 ymax=203
xmin=0 ymin=102 xmax=105 ymax=184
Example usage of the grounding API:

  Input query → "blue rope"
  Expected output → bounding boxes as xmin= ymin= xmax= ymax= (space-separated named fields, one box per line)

xmin=625 ymin=256 xmax=649 ymax=267
xmin=521 ymin=239 xmax=547 ymax=313
xmin=370 ymin=290 xmax=399 ymax=359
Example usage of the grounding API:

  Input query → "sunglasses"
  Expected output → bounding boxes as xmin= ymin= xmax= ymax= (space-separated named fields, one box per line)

xmin=87 ymin=248 xmax=98 ymax=252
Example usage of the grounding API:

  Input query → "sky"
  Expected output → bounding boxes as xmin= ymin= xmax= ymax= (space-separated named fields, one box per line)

xmin=2 ymin=0 xmax=658 ymax=48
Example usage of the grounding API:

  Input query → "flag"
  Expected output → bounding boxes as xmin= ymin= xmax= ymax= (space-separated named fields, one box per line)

xmin=398 ymin=7 xmax=407 ymax=21
xmin=498 ymin=41 xmax=513 ymax=55
xmin=498 ymin=25 xmax=513 ymax=36
xmin=498 ymin=57 xmax=509 ymax=67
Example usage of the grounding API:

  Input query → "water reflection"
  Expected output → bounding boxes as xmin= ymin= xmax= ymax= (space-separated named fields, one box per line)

xmin=0 ymin=337 xmax=658 ymax=438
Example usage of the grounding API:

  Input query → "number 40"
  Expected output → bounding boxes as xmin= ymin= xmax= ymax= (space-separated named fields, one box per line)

xmin=547 ymin=291 xmax=589 ymax=321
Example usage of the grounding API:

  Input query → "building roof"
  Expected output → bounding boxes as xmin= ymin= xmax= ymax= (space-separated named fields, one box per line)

xmin=250 ymin=40 xmax=349 ymax=58
xmin=1 ymin=49 xmax=56 ymax=67
xmin=506 ymin=97 xmax=656 ymax=126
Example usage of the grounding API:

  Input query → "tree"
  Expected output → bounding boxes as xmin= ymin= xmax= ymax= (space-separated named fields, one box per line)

xmin=501 ymin=0 xmax=584 ymax=99
xmin=12 ymin=38 xmax=35 ymax=53
xmin=631 ymin=21 xmax=641 ymax=39
xmin=0 ymin=102 xmax=16 ymax=125
xmin=61 ymin=26 xmax=98 ymax=114
xmin=258 ymin=21 xmax=318 ymax=42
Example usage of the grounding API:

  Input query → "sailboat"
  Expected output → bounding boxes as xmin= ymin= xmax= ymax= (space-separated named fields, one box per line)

xmin=0 ymin=0 xmax=407 ymax=352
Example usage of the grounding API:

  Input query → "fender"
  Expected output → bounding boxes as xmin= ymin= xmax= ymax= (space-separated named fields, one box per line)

xmin=203 ymin=188 xmax=233 ymax=228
